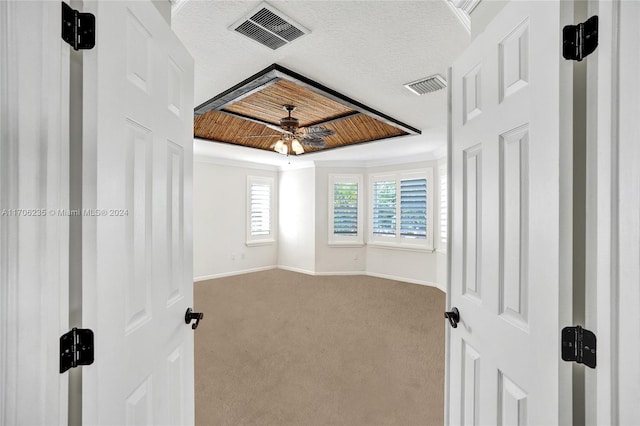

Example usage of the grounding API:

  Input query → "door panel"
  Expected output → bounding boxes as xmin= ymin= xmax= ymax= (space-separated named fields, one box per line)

xmin=461 ymin=340 xmax=480 ymax=426
xmin=462 ymin=144 xmax=481 ymax=302
xmin=499 ymin=125 xmax=528 ymax=329
xmin=81 ymin=2 xmax=194 ymax=424
xmin=447 ymin=2 xmax=574 ymax=424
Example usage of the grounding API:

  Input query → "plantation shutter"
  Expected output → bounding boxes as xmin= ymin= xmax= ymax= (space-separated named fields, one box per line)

xmin=333 ymin=182 xmax=358 ymax=236
xmin=400 ymin=178 xmax=427 ymax=239
xmin=250 ymin=182 xmax=271 ymax=236
xmin=372 ymin=180 xmax=396 ymax=236
xmin=439 ymin=168 xmax=447 ymax=245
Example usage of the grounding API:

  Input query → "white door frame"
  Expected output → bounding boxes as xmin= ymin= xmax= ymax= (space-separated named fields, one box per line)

xmin=0 ymin=1 xmax=70 ymax=424
xmin=585 ymin=2 xmax=616 ymax=422
xmin=585 ymin=1 xmax=640 ymax=424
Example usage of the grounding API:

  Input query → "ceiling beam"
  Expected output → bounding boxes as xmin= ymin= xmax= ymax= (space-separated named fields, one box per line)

xmin=194 ymin=63 xmax=421 ymax=135
xmin=270 ymin=64 xmax=421 ymax=135
xmin=304 ymin=111 xmax=361 ymax=127
xmin=304 ymin=111 xmax=362 ymax=127
xmin=194 ymin=69 xmax=280 ymax=115
xmin=218 ymin=110 xmax=285 ymax=134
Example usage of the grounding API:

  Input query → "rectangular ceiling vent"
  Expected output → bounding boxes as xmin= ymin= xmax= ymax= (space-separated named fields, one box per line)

xmin=404 ymin=74 xmax=448 ymax=95
xmin=230 ymin=3 xmax=310 ymax=50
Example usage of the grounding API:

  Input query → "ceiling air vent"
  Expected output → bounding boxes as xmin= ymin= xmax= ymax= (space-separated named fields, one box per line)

xmin=230 ymin=3 xmax=310 ymax=50
xmin=404 ymin=74 xmax=448 ymax=95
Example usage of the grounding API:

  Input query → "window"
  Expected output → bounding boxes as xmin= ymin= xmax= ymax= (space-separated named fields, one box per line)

xmin=439 ymin=164 xmax=447 ymax=251
xmin=372 ymin=180 xmax=396 ymax=237
xmin=246 ymin=176 xmax=275 ymax=245
xmin=328 ymin=174 xmax=363 ymax=245
xmin=369 ymin=169 xmax=433 ymax=250
xmin=400 ymin=177 xmax=428 ymax=238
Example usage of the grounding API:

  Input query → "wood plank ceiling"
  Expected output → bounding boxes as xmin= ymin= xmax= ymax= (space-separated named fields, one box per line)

xmin=194 ymin=64 xmax=420 ymax=155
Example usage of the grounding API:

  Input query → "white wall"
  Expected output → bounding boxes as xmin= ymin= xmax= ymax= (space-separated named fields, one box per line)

xmin=314 ymin=166 xmax=367 ymax=274
xmin=364 ymin=160 xmax=441 ymax=286
xmin=193 ymin=156 xmax=448 ymax=290
xmin=193 ymin=159 xmax=278 ymax=280
xmin=278 ymin=166 xmax=316 ymax=273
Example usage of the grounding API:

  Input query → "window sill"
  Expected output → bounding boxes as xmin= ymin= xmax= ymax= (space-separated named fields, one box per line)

xmin=367 ymin=241 xmax=435 ymax=253
xmin=245 ymin=239 xmax=275 ymax=247
xmin=327 ymin=241 xmax=365 ymax=248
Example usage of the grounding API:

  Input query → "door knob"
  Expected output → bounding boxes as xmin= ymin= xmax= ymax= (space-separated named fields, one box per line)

xmin=185 ymin=308 xmax=203 ymax=330
xmin=444 ymin=307 xmax=460 ymax=328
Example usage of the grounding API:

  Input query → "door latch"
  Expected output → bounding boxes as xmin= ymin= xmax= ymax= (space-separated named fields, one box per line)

xmin=185 ymin=308 xmax=204 ymax=330
xmin=444 ymin=307 xmax=460 ymax=328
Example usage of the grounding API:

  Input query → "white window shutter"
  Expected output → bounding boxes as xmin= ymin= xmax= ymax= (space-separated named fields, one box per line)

xmin=439 ymin=165 xmax=448 ymax=247
xmin=246 ymin=176 xmax=275 ymax=245
xmin=328 ymin=174 xmax=364 ymax=245
xmin=250 ymin=183 xmax=271 ymax=236
xmin=400 ymin=178 xmax=427 ymax=239
xmin=333 ymin=182 xmax=358 ymax=236
xmin=372 ymin=180 xmax=396 ymax=237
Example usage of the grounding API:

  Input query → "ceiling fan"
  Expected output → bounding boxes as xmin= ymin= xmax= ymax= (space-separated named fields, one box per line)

xmin=243 ymin=104 xmax=335 ymax=155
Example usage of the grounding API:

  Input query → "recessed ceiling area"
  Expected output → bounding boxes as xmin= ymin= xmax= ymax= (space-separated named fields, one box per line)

xmin=194 ymin=64 xmax=420 ymax=156
xmin=172 ymin=1 xmax=471 ymax=164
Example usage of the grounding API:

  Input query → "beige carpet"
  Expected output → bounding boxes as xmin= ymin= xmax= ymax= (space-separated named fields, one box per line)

xmin=194 ymin=269 xmax=445 ymax=426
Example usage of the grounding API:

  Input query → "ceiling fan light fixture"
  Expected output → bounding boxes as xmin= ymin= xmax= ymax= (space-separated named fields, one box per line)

xmin=292 ymin=139 xmax=304 ymax=155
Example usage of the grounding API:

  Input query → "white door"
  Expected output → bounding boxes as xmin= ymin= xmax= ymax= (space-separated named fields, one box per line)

xmin=80 ymin=1 xmax=195 ymax=424
xmin=1 ymin=1 xmax=70 ymax=424
xmin=446 ymin=2 xmax=574 ymax=424
xmin=585 ymin=1 xmax=640 ymax=424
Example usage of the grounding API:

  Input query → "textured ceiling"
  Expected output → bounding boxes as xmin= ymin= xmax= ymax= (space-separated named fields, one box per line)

xmin=172 ymin=1 xmax=470 ymax=164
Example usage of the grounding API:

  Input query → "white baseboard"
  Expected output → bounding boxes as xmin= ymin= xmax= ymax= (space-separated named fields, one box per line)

xmin=193 ymin=265 xmax=277 ymax=282
xmin=194 ymin=265 xmax=446 ymax=293
xmin=313 ymin=270 xmax=365 ymax=276
xmin=364 ymin=271 xmax=439 ymax=289
xmin=276 ymin=265 xmax=316 ymax=275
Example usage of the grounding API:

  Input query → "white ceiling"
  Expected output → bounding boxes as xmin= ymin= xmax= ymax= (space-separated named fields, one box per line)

xmin=172 ymin=0 xmax=470 ymax=166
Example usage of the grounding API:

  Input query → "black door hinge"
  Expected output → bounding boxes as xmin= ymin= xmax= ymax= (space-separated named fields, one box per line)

xmin=60 ymin=327 xmax=94 ymax=373
xmin=563 ymin=15 xmax=598 ymax=61
xmin=561 ymin=325 xmax=596 ymax=368
xmin=61 ymin=2 xmax=95 ymax=50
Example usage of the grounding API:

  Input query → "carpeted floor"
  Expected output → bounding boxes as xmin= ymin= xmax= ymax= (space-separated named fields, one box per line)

xmin=194 ymin=269 xmax=445 ymax=426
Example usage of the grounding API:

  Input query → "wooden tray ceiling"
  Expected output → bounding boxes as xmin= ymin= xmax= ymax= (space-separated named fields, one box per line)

xmin=194 ymin=64 xmax=420 ymax=155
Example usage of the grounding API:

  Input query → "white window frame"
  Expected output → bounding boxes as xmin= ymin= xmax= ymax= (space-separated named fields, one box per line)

xmin=368 ymin=168 xmax=434 ymax=251
xmin=246 ymin=176 xmax=275 ymax=246
xmin=328 ymin=174 xmax=364 ymax=246
xmin=438 ymin=163 xmax=448 ymax=253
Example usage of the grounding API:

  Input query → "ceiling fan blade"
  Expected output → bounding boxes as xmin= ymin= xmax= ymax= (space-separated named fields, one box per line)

xmin=300 ymin=126 xmax=335 ymax=138
xmin=300 ymin=137 xmax=327 ymax=148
